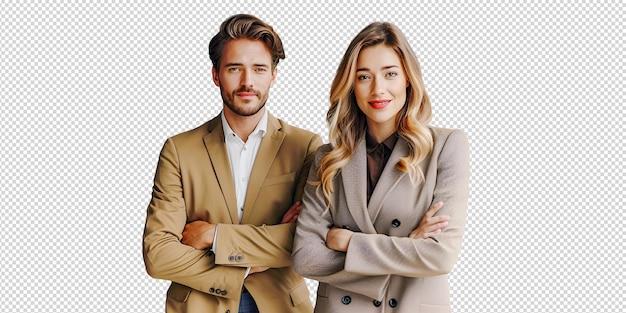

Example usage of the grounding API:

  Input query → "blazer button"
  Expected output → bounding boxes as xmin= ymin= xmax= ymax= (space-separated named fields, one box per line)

xmin=228 ymin=255 xmax=235 ymax=262
xmin=221 ymin=290 xmax=227 ymax=296
xmin=373 ymin=300 xmax=382 ymax=307
xmin=215 ymin=289 xmax=221 ymax=295
xmin=391 ymin=219 xmax=401 ymax=227
xmin=236 ymin=254 xmax=243 ymax=262
xmin=226 ymin=310 xmax=230 ymax=313
xmin=341 ymin=295 xmax=351 ymax=305
xmin=389 ymin=298 xmax=398 ymax=308
xmin=209 ymin=288 xmax=215 ymax=293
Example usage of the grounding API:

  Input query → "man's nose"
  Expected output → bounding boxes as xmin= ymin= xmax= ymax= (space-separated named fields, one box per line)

xmin=241 ymin=70 xmax=253 ymax=87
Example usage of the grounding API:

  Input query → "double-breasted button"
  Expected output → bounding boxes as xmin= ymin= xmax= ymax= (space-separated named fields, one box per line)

xmin=226 ymin=310 xmax=230 ymax=313
xmin=391 ymin=219 xmax=401 ymax=227
xmin=209 ymin=288 xmax=215 ymax=293
xmin=221 ymin=290 xmax=227 ymax=296
xmin=215 ymin=289 xmax=221 ymax=295
xmin=373 ymin=300 xmax=382 ymax=307
xmin=389 ymin=298 xmax=398 ymax=307
xmin=235 ymin=254 xmax=243 ymax=262
xmin=228 ymin=255 xmax=235 ymax=262
xmin=341 ymin=296 xmax=351 ymax=305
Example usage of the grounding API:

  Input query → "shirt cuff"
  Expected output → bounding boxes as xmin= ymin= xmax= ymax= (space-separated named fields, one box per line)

xmin=244 ymin=267 xmax=251 ymax=278
xmin=210 ymin=224 xmax=219 ymax=253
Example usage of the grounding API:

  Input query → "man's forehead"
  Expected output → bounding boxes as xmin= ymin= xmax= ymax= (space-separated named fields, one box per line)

xmin=221 ymin=39 xmax=272 ymax=66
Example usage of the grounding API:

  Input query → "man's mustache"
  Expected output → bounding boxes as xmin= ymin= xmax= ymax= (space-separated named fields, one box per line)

xmin=233 ymin=88 xmax=260 ymax=97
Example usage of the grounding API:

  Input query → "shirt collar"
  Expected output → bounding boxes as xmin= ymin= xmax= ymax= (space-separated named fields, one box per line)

xmin=365 ymin=131 xmax=398 ymax=152
xmin=221 ymin=109 xmax=269 ymax=140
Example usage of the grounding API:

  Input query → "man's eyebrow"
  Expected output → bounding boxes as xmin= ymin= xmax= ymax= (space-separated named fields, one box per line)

xmin=223 ymin=63 xmax=270 ymax=68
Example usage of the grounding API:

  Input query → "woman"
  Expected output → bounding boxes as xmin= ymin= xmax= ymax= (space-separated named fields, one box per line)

xmin=292 ymin=22 xmax=470 ymax=313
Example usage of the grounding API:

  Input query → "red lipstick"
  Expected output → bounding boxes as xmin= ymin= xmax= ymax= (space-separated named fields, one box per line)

xmin=368 ymin=99 xmax=391 ymax=109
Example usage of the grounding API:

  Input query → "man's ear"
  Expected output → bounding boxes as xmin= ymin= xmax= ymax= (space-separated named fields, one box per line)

xmin=269 ymin=67 xmax=278 ymax=87
xmin=212 ymin=67 xmax=220 ymax=87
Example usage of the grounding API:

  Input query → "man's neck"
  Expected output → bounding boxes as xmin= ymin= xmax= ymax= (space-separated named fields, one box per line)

xmin=223 ymin=108 xmax=265 ymax=142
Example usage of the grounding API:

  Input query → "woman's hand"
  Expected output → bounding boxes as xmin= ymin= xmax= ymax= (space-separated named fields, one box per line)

xmin=326 ymin=227 xmax=353 ymax=252
xmin=409 ymin=202 xmax=450 ymax=239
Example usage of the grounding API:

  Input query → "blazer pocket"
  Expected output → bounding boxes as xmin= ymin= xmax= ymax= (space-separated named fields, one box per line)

xmin=261 ymin=171 xmax=296 ymax=187
xmin=418 ymin=303 xmax=451 ymax=313
xmin=167 ymin=283 xmax=191 ymax=303
xmin=289 ymin=281 xmax=310 ymax=307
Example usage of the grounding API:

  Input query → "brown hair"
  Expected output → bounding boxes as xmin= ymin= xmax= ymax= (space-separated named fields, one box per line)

xmin=209 ymin=14 xmax=285 ymax=71
xmin=317 ymin=22 xmax=433 ymax=205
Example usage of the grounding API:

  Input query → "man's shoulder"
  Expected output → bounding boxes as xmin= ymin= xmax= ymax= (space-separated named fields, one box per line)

xmin=272 ymin=115 xmax=319 ymax=139
xmin=162 ymin=116 xmax=221 ymax=154
xmin=169 ymin=116 xmax=220 ymax=141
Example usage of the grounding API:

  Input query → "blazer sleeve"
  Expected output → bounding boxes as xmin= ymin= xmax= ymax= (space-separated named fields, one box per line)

xmin=214 ymin=133 xmax=323 ymax=268
xmin=142 ymin=138 xmax=245 ymax=300
xmin=292 ymin=146 xmax=391 ymax=301
xmin=343 ymin=129 xmax=470 ymax=277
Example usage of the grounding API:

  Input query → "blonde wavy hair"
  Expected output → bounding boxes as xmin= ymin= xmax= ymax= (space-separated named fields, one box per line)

xmin=317 ymin=22 xmax=434 ymax=205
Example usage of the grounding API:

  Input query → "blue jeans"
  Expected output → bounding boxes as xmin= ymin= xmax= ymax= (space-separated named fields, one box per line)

xmin=239 ymin=288 xmax=259 ymax=313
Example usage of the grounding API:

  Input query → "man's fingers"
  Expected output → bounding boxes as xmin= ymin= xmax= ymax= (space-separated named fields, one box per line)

xmin=288 ymin=201 xmax=302 ymax=211
xmin=281 ymin=201 xmax=302 ymax=224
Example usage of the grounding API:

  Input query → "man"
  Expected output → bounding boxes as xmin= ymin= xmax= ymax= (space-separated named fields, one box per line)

xmin=143 ymin=14 xmax=321 ymax=313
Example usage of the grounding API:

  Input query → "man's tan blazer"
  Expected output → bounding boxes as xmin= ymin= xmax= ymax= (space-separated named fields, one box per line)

xmin=293 ymin=127 xmax=470 ymax=313
xmin=143 ymin=113 xmax=321 ymax=313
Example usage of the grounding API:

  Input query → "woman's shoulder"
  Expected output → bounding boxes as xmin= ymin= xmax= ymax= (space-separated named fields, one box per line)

xmin=313 ymin=143 xmax=333 ymax=159
xmin=428 ymin=125 xmax=466 ymax=136
xmin=428 ymin=126 xmax=469 ymax=151
xmin=316 ymin=143 xmax=333 ymax=153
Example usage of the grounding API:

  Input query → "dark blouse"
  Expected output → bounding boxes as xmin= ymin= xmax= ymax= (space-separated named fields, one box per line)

xmin=365 ymin=132 xmax=398 ymax=202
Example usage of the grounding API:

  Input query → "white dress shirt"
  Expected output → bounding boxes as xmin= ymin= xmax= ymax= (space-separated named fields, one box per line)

xmin=221 ymin=110 xmax=268 ymax=222
xmin=212 ymin=110 xmax=268 ymax=278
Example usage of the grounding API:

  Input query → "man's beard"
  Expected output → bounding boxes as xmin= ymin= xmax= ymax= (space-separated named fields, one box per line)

xmin=221 ymin=87 xmax=268 ymax=117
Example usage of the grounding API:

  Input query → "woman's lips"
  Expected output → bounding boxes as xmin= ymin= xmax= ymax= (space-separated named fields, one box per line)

xmin=368 ymin=99 xmax=391 ymax=109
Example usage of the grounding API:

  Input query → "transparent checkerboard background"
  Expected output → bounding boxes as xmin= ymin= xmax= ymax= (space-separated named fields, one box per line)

xmin=1 ymin=1 xmax=624 ymax=312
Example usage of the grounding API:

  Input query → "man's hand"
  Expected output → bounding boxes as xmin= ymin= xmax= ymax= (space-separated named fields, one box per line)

xmin=181 ymin=221 xmax=216 ymax=250
xmin=280 ymin=201 xmax=302 ymax=224
xmin=326 ymin=227 xmax=353 ymax=252
xmin=409 ymin=202 xmax=450 ymax=239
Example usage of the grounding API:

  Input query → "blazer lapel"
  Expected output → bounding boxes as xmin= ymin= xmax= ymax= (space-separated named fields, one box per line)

xmin=367 ymin=138 xmax=409 ymax=223
xmin=202 ymin=117 xmax=238 ymax=224
xmin=341 ymin=138 xmax=377 ymax=234
xmin=241 ymin=114 xmax=285 ymax=222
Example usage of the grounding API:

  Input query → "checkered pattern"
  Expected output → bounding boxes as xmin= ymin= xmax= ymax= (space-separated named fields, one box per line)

xmin=1 ymin=1 xmax=624 ymax=312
